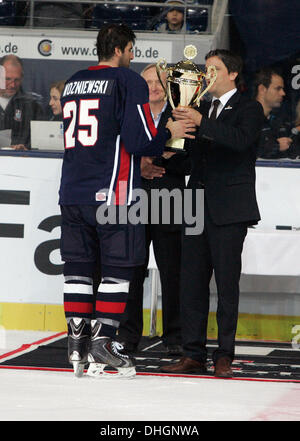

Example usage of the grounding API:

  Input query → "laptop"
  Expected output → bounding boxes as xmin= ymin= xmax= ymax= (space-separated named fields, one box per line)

xmin=30 ymin=121 xmax=65 ymax=151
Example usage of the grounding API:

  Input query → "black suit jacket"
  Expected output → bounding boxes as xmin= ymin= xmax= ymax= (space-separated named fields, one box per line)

xmin=188 ymin=91 xmax=264 ymax=226
xmin=0 ymin=88 xmax=45 ymax=148
xmin=142 ymin=103 xmax=191 ymax=231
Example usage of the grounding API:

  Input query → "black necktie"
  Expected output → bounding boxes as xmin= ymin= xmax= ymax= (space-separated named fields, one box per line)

xmin=210 ymin=99 xmax=220 ymax=120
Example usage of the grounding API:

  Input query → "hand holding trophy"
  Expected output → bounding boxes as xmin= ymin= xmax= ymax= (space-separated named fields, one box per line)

xmin=156 ymin=45 xmax=217 ymax=151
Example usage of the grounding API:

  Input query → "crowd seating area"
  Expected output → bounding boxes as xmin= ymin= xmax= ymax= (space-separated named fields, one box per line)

xmin=0 ymin=0 xmax=213 ymax=33
xmin=0 ymin=1 xmax=18 ymax=26
xmin=90 ymin=1 xmax=211 ymax=32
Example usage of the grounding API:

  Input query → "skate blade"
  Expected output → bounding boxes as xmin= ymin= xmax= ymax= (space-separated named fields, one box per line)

xmin=87 ymin=363 xmax=106 ymax=377
xmin=114 ymin=367 xmax=136 ymax=379
xmin=87 ymin=363 xmax=136 ymax=379
xmin=72 ymin=361 xmax=85 ymax=378
xmin=99 ymin=366 xmax=136 ymax=379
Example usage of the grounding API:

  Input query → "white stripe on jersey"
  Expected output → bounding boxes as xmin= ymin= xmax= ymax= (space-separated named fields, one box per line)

xmin=137 ymin=104 xmax=152 ymax=141
xmin=127 ymin=154 xmax=134 ymax=205
xmin=107 ymin=135 xmax=121 ymax=205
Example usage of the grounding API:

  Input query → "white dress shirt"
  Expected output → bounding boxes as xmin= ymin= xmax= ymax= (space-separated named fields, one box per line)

xmin=209 ymin=88 xmax=237 ymax=119
xmin=151 ymin=102 xmax=167 ymax=128
xmin=0 ymin=96 xmax=11 ymax=111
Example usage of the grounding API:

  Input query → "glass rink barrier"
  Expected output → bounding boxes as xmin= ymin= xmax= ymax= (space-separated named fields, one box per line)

xmin=0 ymin=0 xmax=213 ymax=33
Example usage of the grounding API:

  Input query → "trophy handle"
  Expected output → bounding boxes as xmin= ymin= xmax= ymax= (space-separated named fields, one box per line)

xmin=195 ymin=65 xmax=217 ymax=107
xmin=156 ymin=59 xmax=168 ymax=96
xmin=167 ymin=82 xmax=176 ymax=110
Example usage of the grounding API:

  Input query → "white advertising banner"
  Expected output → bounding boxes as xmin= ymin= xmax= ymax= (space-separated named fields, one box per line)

xmin=0 ymin=34 xmax=172 ymax=63
xmin=1 ymin=156 xmax=300 ymax=305
xmin=0 ymin=156 xmax=63 ymax=305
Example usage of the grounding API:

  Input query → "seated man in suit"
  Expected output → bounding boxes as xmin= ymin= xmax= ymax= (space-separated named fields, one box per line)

xmin=118 ymin=63 xmax=190 ymax=355
xmin=0 ymin=54 xmax=45 ymax=150
xmin=161 ymin=49 xmax=264 ymax=377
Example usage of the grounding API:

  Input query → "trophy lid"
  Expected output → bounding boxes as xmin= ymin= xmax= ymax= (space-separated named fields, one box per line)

xmin=184 ymin=44 xmax=197 ymax=60
xmin=172 ymin=45 xmax=202 ymax=75
xmin=174 ymin=59 xmax=201 ymax=74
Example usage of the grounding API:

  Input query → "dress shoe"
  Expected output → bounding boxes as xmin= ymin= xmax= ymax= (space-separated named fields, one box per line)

xmin=165 ymin=344 xmax=183 ymax=356
xmin=160 ymin=357 xmax=207 ymax=374
xmin=214 ymin=357 xmax=233 ymax=378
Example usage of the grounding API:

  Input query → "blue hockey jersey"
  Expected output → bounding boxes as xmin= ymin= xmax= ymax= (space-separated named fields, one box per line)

xmin=59 ymin=65 xmax=169 ymax=206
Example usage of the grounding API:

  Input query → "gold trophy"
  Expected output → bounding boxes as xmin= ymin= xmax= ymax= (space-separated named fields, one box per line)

xmin=156 ymin=45 xmax=217 ymax=151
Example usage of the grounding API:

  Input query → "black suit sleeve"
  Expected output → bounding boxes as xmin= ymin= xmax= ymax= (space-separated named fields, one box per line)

xmin=160 ymin=154 xmax=191 ymax=176
xmin=197 ymin=100 xmax=264 ymax=153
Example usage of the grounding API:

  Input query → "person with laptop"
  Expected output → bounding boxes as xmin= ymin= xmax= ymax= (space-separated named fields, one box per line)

xmin=0 ymin=54 xmax=45 ymax=150
xmin=30 ymin=80 xmax=66 ymax=151
xmin=49 ymin=80 xmax=65 ymax=121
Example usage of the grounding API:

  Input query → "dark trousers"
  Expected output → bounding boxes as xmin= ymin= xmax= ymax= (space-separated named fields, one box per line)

xmin=180 ymin=198 xmax=247 ymax=363
xmin=118 ymin=223 xmax=182 ymax=346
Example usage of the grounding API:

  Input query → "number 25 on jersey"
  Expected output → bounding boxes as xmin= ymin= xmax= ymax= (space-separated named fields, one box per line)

xmin=63 ymin=99 xmax=99 ymax=148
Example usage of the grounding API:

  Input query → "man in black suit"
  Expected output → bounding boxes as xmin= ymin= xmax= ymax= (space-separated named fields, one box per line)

xmin=118 ymin=63 xmax=190 ymax=354
xmin=161 ymin=49 xmax=264 ymax=377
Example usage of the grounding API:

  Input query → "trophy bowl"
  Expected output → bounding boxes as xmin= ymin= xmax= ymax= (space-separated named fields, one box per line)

xmin=156 ymin=45 xmax=217 ymax=151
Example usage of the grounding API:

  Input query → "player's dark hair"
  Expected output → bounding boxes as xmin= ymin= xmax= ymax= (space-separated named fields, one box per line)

xmin=205 ymin=49 xmax=243 ymax=87
xmin=96 ymin=23 xmax=136 ymax=62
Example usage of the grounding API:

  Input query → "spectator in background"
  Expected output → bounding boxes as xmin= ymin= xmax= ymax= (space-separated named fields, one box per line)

xmin=0 ymin=54 xmax=45 ymax=150
xmin=254 ymin=67 xmax=299 ymax=159
xmin=49 ymin=80 xmax=65 ymax=121
xmin=25 ymin=2 xmax=87 ymax=28
xmin=155 ymin=0 xmax=189 ymax=33
xmin=290 ymin=99 xmax=300 ymax=156
xmin=0 ymin=1 xmax=27 ymax=26
xmin=294 ymin=99 xmax=300 ymax=133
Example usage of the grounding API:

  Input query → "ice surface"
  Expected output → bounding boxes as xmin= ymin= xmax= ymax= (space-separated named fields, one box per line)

xmin=0 ymin=331 xmax=299 ymax=422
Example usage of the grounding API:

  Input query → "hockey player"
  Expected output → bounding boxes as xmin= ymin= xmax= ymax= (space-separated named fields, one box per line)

xmin=59 ymin=23 xmax=195 ymax=377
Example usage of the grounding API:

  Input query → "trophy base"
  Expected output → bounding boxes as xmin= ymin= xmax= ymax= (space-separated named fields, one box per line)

xmin=165 ymin=137 xmax=186 ymax=152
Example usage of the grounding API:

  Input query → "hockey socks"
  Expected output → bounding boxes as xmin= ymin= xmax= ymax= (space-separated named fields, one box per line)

xmin=64 ymin=275 xmax=94 ymax=321
xmin=95 ymin=277 xmax=130 ymax=338
xmin=63 ymin=261 xmax=96 ymax=321
xmin=63 ymin=262 xmax=133 ymax=338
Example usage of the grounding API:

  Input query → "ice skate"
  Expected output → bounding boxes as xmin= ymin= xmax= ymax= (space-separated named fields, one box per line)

xmin=67 ymin=318 xmax=90 ymax=377
xmin=87 ymin=320 xmax=136 ymax=379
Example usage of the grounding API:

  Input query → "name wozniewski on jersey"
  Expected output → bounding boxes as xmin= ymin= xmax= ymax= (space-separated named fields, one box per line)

xmin=63 ymin=79 xmax=113 ymax=97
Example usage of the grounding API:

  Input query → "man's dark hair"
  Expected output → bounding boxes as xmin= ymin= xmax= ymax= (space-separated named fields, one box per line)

xmin=205 ymin=49 xmax=243 ymax=87
xmin=252 ymin=67 xmax=283 ymax=98
xmin=96 ymin=23 xmax=136 ymax=61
